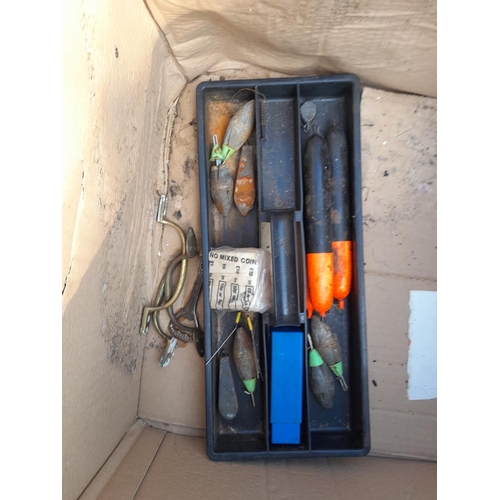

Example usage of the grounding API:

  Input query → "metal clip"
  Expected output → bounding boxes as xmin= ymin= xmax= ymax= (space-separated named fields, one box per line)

xmin=245 ymin=313 xmax=263 ymax=381
xmin=212 ymin=134 xmax=222 ymax=180
xmin=159 ymin=337 xmax=177 ymax=367
xmin=140 ymin=312 xmax=151 ymax=335
xmin=157 ymin=194 xmax=168 ymax=223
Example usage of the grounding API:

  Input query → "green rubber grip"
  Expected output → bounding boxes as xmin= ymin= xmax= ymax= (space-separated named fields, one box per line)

xmin=221 ymin=144 xmax=235 ymax=161
xmin=330 ymin=361 xmax=343 ymax=378
xmin=243 ymin=378 xmax=256 ymax=393
xmin=309 ymin=349 xmax=324 ymax=368
xmin=210 ymin=144 xmax=224 ymax=161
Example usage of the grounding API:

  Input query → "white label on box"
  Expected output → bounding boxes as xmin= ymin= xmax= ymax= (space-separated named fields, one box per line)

xmin=208 ymin=249 xmax=260 ymax=311
xmin=407 ymin=290 xmax=437 ymax=400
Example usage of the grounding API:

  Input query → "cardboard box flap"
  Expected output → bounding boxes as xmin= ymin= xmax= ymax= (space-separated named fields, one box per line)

xmin=96 ymin=429 xmax=437 ymax=500
xmin=145 ymin=0 xmax=436 ymax=97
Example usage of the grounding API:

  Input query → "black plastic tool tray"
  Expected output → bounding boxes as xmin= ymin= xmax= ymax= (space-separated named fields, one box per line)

xmin=196 ymin=75 xmax=370 ymax=460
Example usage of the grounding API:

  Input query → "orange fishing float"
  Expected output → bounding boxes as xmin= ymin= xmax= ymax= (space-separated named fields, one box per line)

xmin=303 ymin=133 xmax=334 ymax=317
xmin=327 ymin=128 xmax=352 ymax=309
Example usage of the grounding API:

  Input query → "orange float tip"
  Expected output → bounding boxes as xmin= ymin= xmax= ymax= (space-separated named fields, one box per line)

xmin=338 ymin=300 xmax=345 ymax=310
xmin=332 ymin=241 xmax=353 ymax=302
xmin=306 ymin=252 xmax=334 ymax=317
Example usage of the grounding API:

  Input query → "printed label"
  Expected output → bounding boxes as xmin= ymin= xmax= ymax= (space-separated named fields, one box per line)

xmin=208 ymin=249 xmax=262 ymax=311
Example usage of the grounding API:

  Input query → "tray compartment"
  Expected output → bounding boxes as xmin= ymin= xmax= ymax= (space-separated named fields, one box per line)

xmin=297 ymin=81 xmax=368 ymax=454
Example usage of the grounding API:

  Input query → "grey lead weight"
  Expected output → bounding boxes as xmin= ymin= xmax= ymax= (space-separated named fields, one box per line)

xmin=218 ymin=352 xmax=238 ymax=420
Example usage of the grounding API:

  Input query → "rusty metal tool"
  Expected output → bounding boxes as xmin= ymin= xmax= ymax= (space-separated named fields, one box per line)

xmin=167 ymin=259 xmax=205 ymax=357
xmin=159 ymin=338 xmax=178 ymax=368
xmin=158 ymin=253 xmax=197 ymax=367
xmin=157 ymin=235 xmax=199 ymax=367
xmin=140 ymin=194 xmax=188 ymax=336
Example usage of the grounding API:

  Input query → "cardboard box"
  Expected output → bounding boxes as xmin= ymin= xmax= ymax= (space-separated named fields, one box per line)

xmin=62 ymin=0 xmax=436 ymax=498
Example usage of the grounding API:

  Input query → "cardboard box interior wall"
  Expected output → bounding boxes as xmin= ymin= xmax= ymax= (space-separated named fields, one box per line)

xmin=62 ymin=1 xmax=437 ymax=498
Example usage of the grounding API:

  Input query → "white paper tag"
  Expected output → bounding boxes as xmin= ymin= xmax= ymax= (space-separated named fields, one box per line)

xmin=208 ymin=249 xmax=260 ymax=311
xmin=407 ymin=291 xmax=437 ymax=400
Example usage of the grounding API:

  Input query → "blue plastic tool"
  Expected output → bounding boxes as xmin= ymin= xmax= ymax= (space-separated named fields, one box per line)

xmin=270 ymin=328 xmax=304 ymax=444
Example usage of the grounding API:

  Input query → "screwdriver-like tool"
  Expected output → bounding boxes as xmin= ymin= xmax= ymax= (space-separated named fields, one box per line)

xmin=310 ymin=314 xmax=348 ymax=391
xmin=307 ymin=333 xmax=335 ymax=409
xmin=232 ymin=326 xmax=257 ymax=407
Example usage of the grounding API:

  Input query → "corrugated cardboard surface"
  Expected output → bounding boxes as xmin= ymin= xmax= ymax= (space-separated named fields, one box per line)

xmin=146 ymin=0 xmax=437 ymax=97
xmin=361 ymin=88 xmax=437 ymax=458
xmin=62 ymin=0 xmax=184 ymax=498
xmin=63 ymin=0 xmax=436 ymax=497
xmin=98 ymin=426 xmax=437 ymax=500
